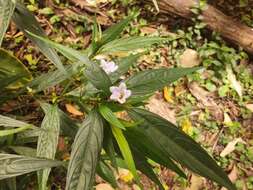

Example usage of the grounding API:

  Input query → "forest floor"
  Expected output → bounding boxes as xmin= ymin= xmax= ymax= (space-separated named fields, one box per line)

xmin=1 ymin=0 xmax=253 ymax=189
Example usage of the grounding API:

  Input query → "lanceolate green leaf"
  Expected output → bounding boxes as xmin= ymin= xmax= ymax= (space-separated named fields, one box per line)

xmin=0 ymin=48 xmax=32 ymax=89
xmin=128 ymin=108 xmax=236 ymax=190
xmin=0 ymin=125 xmax=31 ymax=137
xmin=98 ymin=36 xmax=168 ymax=54
xmin=12 ymin=3 xmax=65 ymax=72
xmin=99 ymin=105 xmax=125 ymax=130
xmin=125 ymin=127 xmax=186 ymax=178
xmin=37 ymin=104 xmax=60 ymax=190
xmin=103 ymin=126 xmax=118 ymax=170
xmin=0 ymin=115 xmax=33 ymax=128
xmin=99 ymin=15 xmax=135 ymax=46
xmin=26 ymin=62 xmax=82 ymax=92
xmin=111 ymin=125 xmax=140 ymax=184
xmin=110 ymin=53 xmax=142 ymax=83
xmin=66 ymin=110 xmax=104 ymax=190
xmin=0 ymin=154 xmax=61 ymax=180
xmin=9 ymin=146 xmax=36 ymax=157
xmin=133 ymin=149 xmax=164 ymax=190
xmin=84 ymin=62 xmax=112 ymax=94
xmin=26 ymin=31 xmax=90 ymax=64
xmin=27 ymin=32 xmax=112 ymax=94
xmin=41 ymin=103 xmax=79 ymax=138
xmin=126 ymin=67 xmax=200 ymax=97
xmin=96 ymin=161 xmax=118 ymax=188
xmin=0 ymin=0 xmax=16 ymax=45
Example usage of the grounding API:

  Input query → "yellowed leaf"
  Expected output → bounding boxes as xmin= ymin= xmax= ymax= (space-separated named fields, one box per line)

xmin=181 ymin=118 xmax=193 ymax=135
xmin=186 ymin=174 xmax=204 ymax=190
xmin=65 ymin=104 xmax=83 ymax=116
xmin=220 ymin=138 xmax=246 ymax=157
xmin=163 ymin=86 xmax=174 ymax=103
xmin=118 ymin=168 xmax=133 ymax=183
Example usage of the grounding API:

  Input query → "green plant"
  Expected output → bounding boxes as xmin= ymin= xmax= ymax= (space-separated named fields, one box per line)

xmin=0 ymin=3 xmax=236 ymax=190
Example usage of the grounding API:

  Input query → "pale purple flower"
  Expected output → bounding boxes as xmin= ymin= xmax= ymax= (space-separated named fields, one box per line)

xmin=110 ymin=83 xmax=132 ymax=104
xmin=99 ymin=59 xmax=118 ymax=74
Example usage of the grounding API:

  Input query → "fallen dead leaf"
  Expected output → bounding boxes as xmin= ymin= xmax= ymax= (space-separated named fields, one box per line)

xmin=95 ymin=183 xmax=114 ymax=190
xmin=140 ymin=26 xmax=157 ymax=34
xmin=181 ymin=118 xmax=193 ymax=135
xmin=226 ymin=65 xmax=243 ymax=97
xmin=65 ymin=104 xmax=84 ymax=116
xmin=221 ymin=165 xmax=238 ymax=190
xmin=245 ymin=104 xmax=253 ymax=112
xmin=220 ymin=138 xmax=246 ymax=157
xmin=163 ymin=86 xmax=174 ymax=103
xmin=146 ymin=94 xmax=177 ymax=124
xmin=179 ymin=49 xmax=201 ymax=68
xmin=117 ymin=168 xmax=133 ymax=183
xmin=186 ymin=174 xmax=205 ymax=190
xmin=189 ymin=82 xmax=223 ymax=122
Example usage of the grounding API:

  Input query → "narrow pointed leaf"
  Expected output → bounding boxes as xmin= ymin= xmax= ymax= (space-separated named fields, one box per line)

xmin=37 ymin=104 xmax=60 ymax=190
xmin=125 ymin=127 xmax=186 ymax=178
xmin=12 ymin=3 xmax=65 ymax=72
xmin=103 ymin=126 xmax=118 ymax=170
xmin=100 ymin=15 xmax=135 ymax=46
xmin=128 ymin=108 xmax=236 ymax=190
xmin=110 ymin=53 xmax=142 ymax=83
xmin=27 ymin=32 xmax=112 ymax=93
xmin=0 ymin=125 xmax=31 ymax=137
xmin=133 ymin=150 xmax=165 ymax=190
xmin=66 ymin=110 xmax=104 ymax=190
xmin=0 ymin=0 xmax=15 ymax=45
xmin=84 ymin=62 xmax=112 ymax=94
xmin=126 ymin=67 xmax=200 ymax=97
xmin=0 ymin=115 xmax=33 ymax=128
xmin=0 ymin=48 xmax=32 ymax=89
xmin=111 ymin=125 xmax=139 ymax=184
xmin=9 ymin=146 xmax=36 ymax=157
xmin=96 ymin=161 xmax=118 ymax=188
xmin=99 ymin=105 xmax=125 ymax=130
xmin=41 ymin=103 xmax=79 ymax=138
xmin=26 ymin=62 xmax=81 ymax=92
xmin=0 ymin=154 xmax=61 ymax=180
xmin=98 ymin=36 xmax=168 ymax=54
xmin=26 ymin=32 xmax=90 ymax=64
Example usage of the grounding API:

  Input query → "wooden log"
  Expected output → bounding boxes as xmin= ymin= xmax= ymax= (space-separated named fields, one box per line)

xmin=154 ymin=0 xmax=253 ymax=54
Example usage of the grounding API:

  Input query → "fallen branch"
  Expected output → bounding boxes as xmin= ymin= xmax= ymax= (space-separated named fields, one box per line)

xmin=153 ymin=0 xmax=253 ymax=54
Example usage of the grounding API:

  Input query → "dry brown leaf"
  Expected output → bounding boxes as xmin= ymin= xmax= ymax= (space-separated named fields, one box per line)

xmin=179 ymin=49 xmax=201 ymax=68
xmin=226 ymin=66 xmax=243 ymax=97
xmin=117 ymin=168 xmax=133 ymax=183
xmin=65 ymin=104 xmax=84 ymax=116
xmin=189 ymin=82 xmax=223 ymax=122
xmin=186 ymin=174 xmax=205 ymax=190
xmin=95 ymin=183 xmax=114 ymax=190
xmin=146 ymin=94 xmax=177 ymax=124
xmin=221 ymin=165 xmax=238 ymax=190
xmin=140 ymin=26 xmax=157 ymax=34
xmin=220 ymin=138 xmax=246 ymax=157
xmin=245 ymin=104 xmax=253 ymax=112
